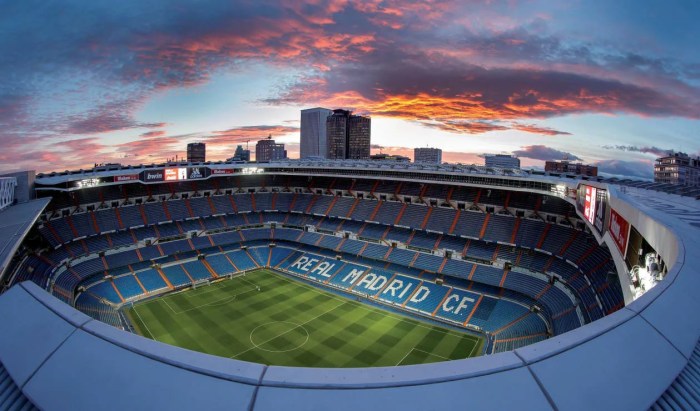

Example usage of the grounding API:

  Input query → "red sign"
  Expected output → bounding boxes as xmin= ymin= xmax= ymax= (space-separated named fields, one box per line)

xmin=609 ymin=208 xmax=630 ymax=255
xmin=113 ymin=174 xmax=139 ymax=182
xmin=211 ymin=168 xmax=234 ymax=175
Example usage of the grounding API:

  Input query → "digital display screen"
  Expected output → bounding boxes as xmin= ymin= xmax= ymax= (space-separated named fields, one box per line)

xmin=583 ymin=186 xmax=597 ymax=225
xmin=164 ymin=168 xmax=187 ymax=181
xmin=76 ymin=178 xmax=101 ymax=188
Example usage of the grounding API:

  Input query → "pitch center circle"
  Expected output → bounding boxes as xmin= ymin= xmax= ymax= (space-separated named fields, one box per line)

xmin=249 ymin=321 xmax=310 ymax=353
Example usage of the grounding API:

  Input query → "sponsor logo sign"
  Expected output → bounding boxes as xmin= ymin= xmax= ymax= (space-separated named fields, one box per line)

xmin=187 ymin=167 xmax=208 ymax=179
xmin=113 ymin=174 xmax=139 ymax=182
xmin=164 ymin=168 xmax=179 ymax=181
xmin=142 ymin=170 xmax=164 ymax=182
xmin=609 ymin=208 xmax=630 ymax=255
xmin=211 ymin=168 xmax=234 ymax=175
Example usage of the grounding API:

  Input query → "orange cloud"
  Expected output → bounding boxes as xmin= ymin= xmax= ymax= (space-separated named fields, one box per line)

xmin=140 ymin=130 xmax=166 ymax=138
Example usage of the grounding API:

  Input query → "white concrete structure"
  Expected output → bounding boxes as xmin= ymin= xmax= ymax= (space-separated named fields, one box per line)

xmin=1 ymin=162 xmax=699 ymax=409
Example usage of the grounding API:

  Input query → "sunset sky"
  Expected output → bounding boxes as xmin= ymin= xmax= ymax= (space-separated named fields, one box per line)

xmin=1 ymin=0 xmax=699 ymax=179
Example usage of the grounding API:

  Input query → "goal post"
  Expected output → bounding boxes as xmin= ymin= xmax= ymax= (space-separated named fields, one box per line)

xmin=192 ymin=278 xmax=210 ymax=289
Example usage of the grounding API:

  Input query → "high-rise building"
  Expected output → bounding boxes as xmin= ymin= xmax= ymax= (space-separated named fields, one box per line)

xmin=326 ymin=109 xmax=371 ymax=160
xmin=255 ymin=136 xmax=287 ymax=162
xmin=300 ymin=108 xmax=333 ymax=159
xmin=654 ymin=152 xmax=700 ymax=186
xmin=231 ymin=145 xmax=250 ymax=162
xmin=545 ymin=160 xmax=598 ymax=176
xmin=484 ymin=154 xmax=520 ymax=169
xmin=414 ymin=147 xmax=442 ymax=163
xmin=187 ymin=142 xmax=206 ymax=163
xmin=348 ymin=115 xmax=371 ymax=160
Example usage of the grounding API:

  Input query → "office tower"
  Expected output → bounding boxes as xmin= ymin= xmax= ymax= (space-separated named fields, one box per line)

xmin=187 ymin=142 xmax=206 ymax=163
xmin=255 ymin=136 xmax=287 ymax=162
xmin=300 ymin=108 xmax=333 ymax=159
xmin=414 ymin=147 xmax=443 ymax=164
xmin=326 ymin=109 xmax=371 ymax=160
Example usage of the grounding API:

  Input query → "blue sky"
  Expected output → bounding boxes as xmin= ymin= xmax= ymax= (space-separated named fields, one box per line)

xmin=1 ymin=0 xmax=698 ymax=179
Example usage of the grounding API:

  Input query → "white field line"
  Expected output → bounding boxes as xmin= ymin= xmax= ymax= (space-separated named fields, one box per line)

xmin=395 ymin=347 xmax=415 ymax=366
xmin=468 ymin=338 xmax=479 ymax=358
xmin=236 ymin=274 xmax=261 ymax=291
xmin=132 ymin=305 xmax=158 ymax=342
xmin=230 ymin=301 xmax=346 ymax=359
xmin=161 ymin=284 xmax=259 ymax=315
xmin=412 ymin=348 xmax=450 ymax=360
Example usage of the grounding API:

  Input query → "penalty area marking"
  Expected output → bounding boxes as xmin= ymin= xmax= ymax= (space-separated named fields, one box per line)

xmin=249 ymin=321 xmax=310 ymax=353
xmin=395 ymin=347 xmax=450 ymax=366
xmin=159 ymin=283 xmax=261 ymax=315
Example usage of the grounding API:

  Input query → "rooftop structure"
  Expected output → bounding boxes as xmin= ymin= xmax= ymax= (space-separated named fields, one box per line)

xmin=545 ymin=160 xmax=598 ymax=176
xmin=369 ymin=153 xmax=410 ymax=162
xmin=484 ymin=154 xmax=520 ymax=169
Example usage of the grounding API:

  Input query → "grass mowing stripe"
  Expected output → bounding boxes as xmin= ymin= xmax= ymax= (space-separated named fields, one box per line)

xmin=230 ymin=301 xmax=346 ymax=359
xmin=126 ymin=269 xmax=484 ymax=367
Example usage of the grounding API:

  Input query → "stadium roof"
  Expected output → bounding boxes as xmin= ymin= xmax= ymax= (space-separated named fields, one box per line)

xmin=0 ymin=198 xmax=51 ymax=279
xmin=0 ymin=177 xmax=698 ymax=409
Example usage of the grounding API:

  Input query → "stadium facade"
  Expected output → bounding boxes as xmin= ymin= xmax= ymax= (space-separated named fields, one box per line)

xmin=0 ymin=160 xmax=698 ymax=410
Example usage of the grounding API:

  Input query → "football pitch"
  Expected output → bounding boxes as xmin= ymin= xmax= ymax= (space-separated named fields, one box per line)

xmin=125 ymin=269 xmax=483 ymax=367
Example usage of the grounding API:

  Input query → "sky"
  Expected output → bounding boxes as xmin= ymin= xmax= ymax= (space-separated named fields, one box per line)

xmin=1 ymin=0 xmax=699 ymax=180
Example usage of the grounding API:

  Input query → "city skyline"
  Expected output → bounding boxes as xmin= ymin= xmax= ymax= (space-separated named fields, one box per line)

xmin=1 ymin=1 xmax=699 ymax=179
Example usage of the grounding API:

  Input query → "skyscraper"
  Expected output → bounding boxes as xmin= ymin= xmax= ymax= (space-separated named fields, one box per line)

xmin=255 ymin=136 xmax=287 ymax=162
xmin=414 ymin=147 xmax=442 ymax=163
xmin=326 ymin=109 xmax=371 ymax=160
xmin=300 ymin=108 xmax=333 ymax=159
xmin=348 ymin=115 xmax=371 ymax=159
xmin=187 ymin=142 xmax=206 ymax=163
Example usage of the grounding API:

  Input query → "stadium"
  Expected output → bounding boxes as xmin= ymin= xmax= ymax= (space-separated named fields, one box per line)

xmin=0 ymin=160 xmax=698 ymax=410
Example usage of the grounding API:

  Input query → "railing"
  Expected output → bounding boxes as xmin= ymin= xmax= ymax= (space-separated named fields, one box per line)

xmin=0 ymin=177 xmax=16 ymax=211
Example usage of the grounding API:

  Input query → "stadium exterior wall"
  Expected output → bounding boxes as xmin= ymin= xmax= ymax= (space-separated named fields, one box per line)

xmin=0 ymin=178 xmax=698 ymax=410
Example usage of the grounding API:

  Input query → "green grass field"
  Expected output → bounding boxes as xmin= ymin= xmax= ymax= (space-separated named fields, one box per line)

xmin=126 ymin=269 xmax=483 ymax=367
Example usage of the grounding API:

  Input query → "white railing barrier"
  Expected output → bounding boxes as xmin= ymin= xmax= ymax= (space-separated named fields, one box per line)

xmin=0 ymin=177 xmax=17 ymax=211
